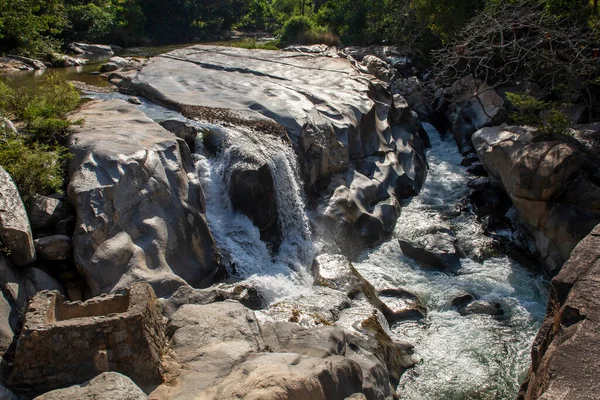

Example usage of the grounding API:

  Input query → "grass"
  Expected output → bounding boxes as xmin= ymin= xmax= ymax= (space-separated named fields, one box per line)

xmin=213 ymin=38 xmax=281 ymax=50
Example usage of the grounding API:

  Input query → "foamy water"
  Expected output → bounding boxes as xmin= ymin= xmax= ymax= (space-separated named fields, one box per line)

xmin=354 ymin=124 xmax=548 ymax=399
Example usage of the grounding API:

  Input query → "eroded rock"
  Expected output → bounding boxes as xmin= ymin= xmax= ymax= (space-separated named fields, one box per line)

xmin=0 ymin=166 xmax=36 ymax=266
xmin=472 ymin=125 xmax=600 ymax=274
xmin=520 ymin=224 xmax=600 ymax=399
xmin=33 ymin=372 xmax=147 ymax=400
xmin=67 ymin=100 xmax=224 ymax=297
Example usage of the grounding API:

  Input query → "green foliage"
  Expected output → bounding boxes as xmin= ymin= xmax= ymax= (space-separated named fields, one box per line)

xmin=506 ymin=92 xmax=572 ymax=136
xmin=236 ymin=0 xmax=277 ymax=31
xmin=279 ymin=15 xmax=338 ymax=45
xmin=505 ymin=92 xmax=549 ymax=125
xmin=63 ymin=1 xmax=116 ymax=42
xmin=0 ymin=129 xmax=68 ymax=200
xmin=538 ymin=109 xmax=572 ymax=136
xmin=280 ymin=15 xmax=313 ymax=42
xmin=411 ymin=0 xmax=487 ymax=43
xmin=0 ymin=75 xmax=80 ymax=199
xmin=0 ymin=0 xmax=67 ymax=56
xmin=217 ymin=38 xmax=280 ymax=50
xmin=2 ymin=75 xmax=80 ymax=140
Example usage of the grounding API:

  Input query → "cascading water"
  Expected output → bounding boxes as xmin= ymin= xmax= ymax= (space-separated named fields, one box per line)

xmin=86 ymin=90 xmax=547 ymax=398
xmin=193 ymin=123 xmax=315 ymax=303
xmin=354 ymin=123 xmax=549 ymax=399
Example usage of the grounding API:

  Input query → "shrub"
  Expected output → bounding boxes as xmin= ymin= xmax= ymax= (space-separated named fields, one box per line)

xmin=538 ymin=109 xmax=572 ymax=137
xmin=0 ymin=74 xmax=80 ymax=199
xmin=279 ymin=15 xmax=339 ymax=46
xmin=1 ymin=74 xmax=80 ymax=142
xmin=0 ymin=129 xmax=69 ymax=200
xmin=505 ymin=92 xmax=549 ymax=125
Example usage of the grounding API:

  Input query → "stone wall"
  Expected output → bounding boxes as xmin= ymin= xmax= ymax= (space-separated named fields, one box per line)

xmin=8 ymin=283 xmax=166 ymax=395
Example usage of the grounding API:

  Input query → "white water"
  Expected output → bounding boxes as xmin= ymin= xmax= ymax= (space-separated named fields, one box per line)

xmin=88 ymin=91 xmax=548 ymax=398
xmin=354 ymin=124 xmax=548 ymax=399
xmin=193 ymin=123 xmax=315 ymax=303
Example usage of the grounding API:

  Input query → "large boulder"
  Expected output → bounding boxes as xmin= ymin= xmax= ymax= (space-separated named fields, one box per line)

xmin=199 ymin=353 xmax=363 ymax=400
xmin=67 ymin=100 xmax=224 ymax=297
xmin=398 ymin=229 xmax=461 ymax=273
xmin=0 ymin=166 xmax=36 ymax=266
xmin=33 ymin=372 xmax=147 ymax=400
xmin=472 ymin=125 xmax=600 ymax=274
xmin=520 ymin=224 xmax=600 ymax=399
xmin=117 ymin=46 xmax=428 ymax=254
xmin=447 ymin=75 xmax=509 ymax=154
xmin=152 ymin=300 xmax=366 ymax=400
xmin=68 ymin=43 xmax=114 ymax=55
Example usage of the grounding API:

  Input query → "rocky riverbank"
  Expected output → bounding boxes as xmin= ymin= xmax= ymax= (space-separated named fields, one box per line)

xmin=0 ymin=43 xmax=597 ymax=399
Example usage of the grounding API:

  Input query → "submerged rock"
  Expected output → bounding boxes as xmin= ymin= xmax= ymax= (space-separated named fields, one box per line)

xmin=67 ymin=100 xmax=224 ymax=297
xmin=399 ymin=229 xmax=461 ymax=272
xmin=458 ymin=300 xmax=504 ymax=317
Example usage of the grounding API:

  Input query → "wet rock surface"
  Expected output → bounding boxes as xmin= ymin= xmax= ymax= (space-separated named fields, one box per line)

xmin=117 ymin=45 xmax=429 ymax=254
xmin=398 ymin=229 xmax=461 ymax=273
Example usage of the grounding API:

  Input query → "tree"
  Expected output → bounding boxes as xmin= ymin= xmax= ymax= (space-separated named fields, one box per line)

xmin=432 ymin=0 xmax=600 ymax=115
xmin=0 ymin=0 xmax=67 ymax=56
xmin=62 ymin=0 xmax=117 ymax=42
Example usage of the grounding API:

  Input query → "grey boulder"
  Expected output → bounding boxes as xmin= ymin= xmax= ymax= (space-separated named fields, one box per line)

xmin=0 ymin=166 xmax=35 ymax=266
xmin=69 ymin=42 xmax=114 ymax=55
xmin=27 ymin=195 xmax=68 ymax=231
xmin=399 ymin=229 xmax=461 ymax=272
xmin=34 ymin=235 xmax=72 ymax=261
xmin=33 ymin=372 xmax=147 ymax=400
xmin=67 ymin=100 xmax=223 ymax=297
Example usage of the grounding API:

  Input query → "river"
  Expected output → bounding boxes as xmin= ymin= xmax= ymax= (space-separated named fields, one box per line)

xmin=6 ymin=49 xmax=548 ymax=399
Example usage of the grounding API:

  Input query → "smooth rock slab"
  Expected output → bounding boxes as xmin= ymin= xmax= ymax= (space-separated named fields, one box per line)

xmin=67 ymin=100 xmax=223 ymax=297
xmin=199 ymin=353 xmax=363 ymax=400
xmin=34 ymin=372 xmax=147 ymax=400
xmin=0 ymin=166 xmax=35 ymax=266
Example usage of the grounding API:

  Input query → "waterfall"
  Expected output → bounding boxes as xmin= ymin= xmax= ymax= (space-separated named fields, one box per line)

xmin=193 ymin=123 xmax=315 ymax=303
